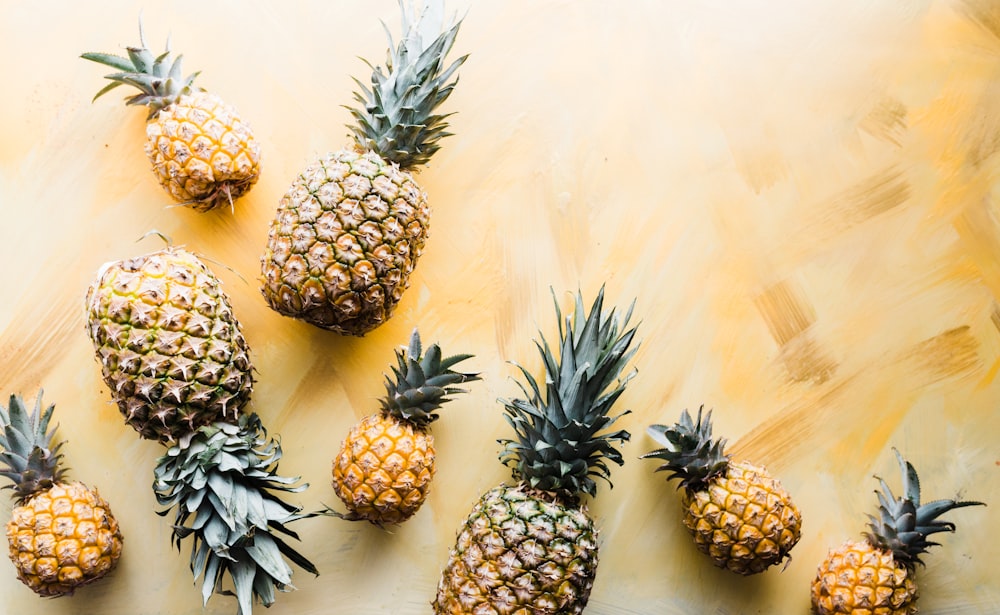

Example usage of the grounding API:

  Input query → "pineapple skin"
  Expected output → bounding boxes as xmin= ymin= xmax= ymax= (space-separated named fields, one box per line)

xmin=811 ymin=540 xmax=918 ymax=615
xmin=5 ymin=481 xmax=123 ymax=597
xmin=683 ymin=460 xmax=801 ymax=575
xmin=260 ymin=149 xmax=429 ymax=336
xmin=434 ymin=484 xmax=598 ymax=615
xmin=332 ymin=412 xmax=435 ymax=525
xmin=145 ymin=92 xmax=261 ymax=212
xmin=85 ymin=246 xmax=253 ymax=443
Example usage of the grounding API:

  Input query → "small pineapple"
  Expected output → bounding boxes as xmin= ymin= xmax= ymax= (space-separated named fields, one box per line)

xmin=260 ymin=0 xmax=468 ymax=335
xmin=331 ymin=328 xmax=478 ymax=525
xmin=85 ymin=248 xmax=316 ymax=613
xmin=434 ymin=288 xmax=639 ymax=614
xmin=85 ymin=245 xmax=253 ymax=443
xmin=642 ymin=407 xmax=802 ymax=575
xmin=83 ymin=20 xmax=261 ymax=212
xmin=1 ymin=391 xmax=123 ymax=597
xmin=811 ymin=449 xmax=984 ymax=615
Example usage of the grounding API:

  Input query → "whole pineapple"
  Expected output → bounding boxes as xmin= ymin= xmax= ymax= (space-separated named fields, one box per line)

xmin=260 ymin=0 xmax=468 ymax=336
xmin=331 ymin=328 xmax=478 ymax=525
xmin=83 ymin=21 xmax=261 ymax=212
xmin=811 ymin=449 xmax=984 ymax=615
xmin=642 ymin=407 xmax=802 ymax=575
xmin=85 ymin=246 xmax=253 ymax=443
xmin=434 ymin=288 xmax=639 ymax=614
xmin=2 ymin=391 xmax=123 ymax=597
xmin=85 ymin=249 xmax=317 ymax=613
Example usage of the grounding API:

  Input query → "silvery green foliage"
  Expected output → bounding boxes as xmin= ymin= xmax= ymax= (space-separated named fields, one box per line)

xmin=153 ymin=413 xmax=317 ymax=615
xmin=82 ymin=19 xmax=200 ymax=118
xmin=864 ymin=449 xmax=985 ymax=569
xmin=347 ymin=0 xmax=469 ymax=169
xmin=0 ymin=391 xmax=66 ymax=502
xmin=499 ymin=287 xmax=639 ymax=500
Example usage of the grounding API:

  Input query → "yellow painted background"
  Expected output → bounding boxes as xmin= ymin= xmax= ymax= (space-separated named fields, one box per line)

xmin=1 ymin=1 xmax=998 ymax=613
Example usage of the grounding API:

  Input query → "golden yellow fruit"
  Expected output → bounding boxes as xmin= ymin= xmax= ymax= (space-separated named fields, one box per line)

xmin=145 ymin=92 xmax=261 ymax=212
xmin=332 ymin=413 xmax=435 ymax=525
xmin=811 ymin=540 xmax=917 ymax=615
xmin=682 ymin=460 xmax=802 ymax=575
xmin=5 ymin=481 xmax=123 ymax=597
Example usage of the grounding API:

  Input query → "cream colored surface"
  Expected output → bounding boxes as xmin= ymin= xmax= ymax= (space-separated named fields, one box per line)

xmin=1 ymin=1 xmax=998 ymax=613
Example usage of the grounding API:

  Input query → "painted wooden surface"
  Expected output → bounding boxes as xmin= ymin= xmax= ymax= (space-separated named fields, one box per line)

xmin=1 ymin=1 xmax=998 ymax=613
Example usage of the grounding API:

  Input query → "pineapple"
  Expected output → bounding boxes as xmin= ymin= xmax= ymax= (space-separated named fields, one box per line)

xmin=85 ymin=249 xmax=317 ymax=613
xmin=1 ymin=391 xmax=123 ymax=597
xmin=434 ymin=288 xmax=639 ymax=614
xmin=84 ymin=246 xmax=253 ymax=443
xmin=331 ymin=328 xmax=479 ymax=525
xmin=810 ymin=449 xmax=984 ymax=615
xmin=260 ymin=0 xmax=468 ymax=336
xmin=83 ymin=20 xmax=261 ymax=212
xmin=642 ymin=407 xmax=802 ymax=575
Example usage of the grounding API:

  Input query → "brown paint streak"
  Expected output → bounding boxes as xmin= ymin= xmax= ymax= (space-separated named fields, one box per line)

xmin=828 ymin=167 xmax=911 ymax=226
xmin=729 ymin=375 xmax=853 ymax=467
xmin=860 ymin=97 xmax=908 ymax=146
xmin=901 ymin=325 xmax=981 ymax=383
xmin=778 ymin=335 xmax=837 ymax=384
xmin=0 ymin=295 xmax=80 ymax=394
xmin=755 ymin=280 xmax=816 ymax=346
xmin=991 ymin=302 xmax=1000 ymax=334
xmin=961 ymin=0 xmax=1000 ymax=43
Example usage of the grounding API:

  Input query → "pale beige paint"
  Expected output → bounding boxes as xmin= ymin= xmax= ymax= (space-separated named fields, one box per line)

xmin=0 ymin=1 xmax=998 ymax=614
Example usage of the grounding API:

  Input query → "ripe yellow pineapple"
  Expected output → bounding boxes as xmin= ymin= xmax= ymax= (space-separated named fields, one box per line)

xmin=642 ymin=407 xmax=802 ymax=575
xmin=434 ymin=288 xmax=640 ymax=614
xmin=85 ymin=248 xmax=317 ymax=614
xmin=1 ymin=391 xmax=123 ymax=597
xmin=83 ymin=21 xmax=261 ymax=212
xmin=260 ymin=0 xmax=468 ymax=335
xmin=811 ymin=449 xmax=984 ymax=615
xmin=85 ymin=245 xmax=253 ymax=443
xmin=331 ymin=328 xmax=478 ymax=525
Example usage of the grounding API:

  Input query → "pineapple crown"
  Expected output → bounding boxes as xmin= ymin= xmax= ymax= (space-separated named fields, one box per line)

xmin=380 ymin=328 xmax=480 ymax=427
xmin=347 ymin=0 xmax=469 ymax=169
xmin=499 ymin=286 xmax=639 ymax=501
xmin=863 ymin=448 xmax=985 ymax=570
xmin=0 ymin=391 xmax=67 ymax=504
xmin=153 ymin=413 xmax=318 ymax=615
xmin=82 ymin=19 xmax=201 ymax=119
xmin=642 ymin=406 xmax=731 ymax=492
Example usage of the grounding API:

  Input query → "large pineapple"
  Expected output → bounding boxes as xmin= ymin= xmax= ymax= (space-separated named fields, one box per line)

xmin=85 ymin=246 xmax=253 ymax=443
xmin=83 ymin=21 xmax=261 ymax=212
xmin=85 ymin=249 xmax=317 ymax=613
xmin=331 ymin=328 xmax=478 ymax=525
xmin=260 ymin=0 xmax=468 ymax=336
xmin=434 ymin=288 xmax=639 ymax=614
xmin=642 ymin=407 xmax=802 ymax=575
xmin=811 ymin=449 xmax=984 ymax=615
xmin=1 ymin=391 xmax=123 ymax=597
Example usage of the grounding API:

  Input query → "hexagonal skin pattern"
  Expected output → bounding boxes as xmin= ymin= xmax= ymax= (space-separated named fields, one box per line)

xmin=811 ymin=540 xmax=918 ymax=615
xmin=85 ymin=246 xmax=253 ymax=443
xmin=260 ymin=148 xmax=430 ymax=336
xmin=434 ymin=484 xmax=598 ymax=615
xmin=332 ymin=413 xmax=434 ymax=525
xmin=682 ymin=460 xmax=802 ymax=575
xmin=5 ymin=481 xmax=123 ymax=597
xmin=145 ymin=92 xmax=261 ymax=212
